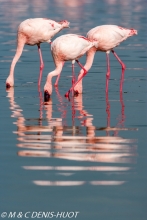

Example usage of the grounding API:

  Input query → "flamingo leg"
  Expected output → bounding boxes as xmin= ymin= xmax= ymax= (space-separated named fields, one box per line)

xmin=120 ymin=68 xmax=125 ymax=92
xmin=111 ymin=50 xmax=126 ymax=92
xmin=38 ymin=69 xmax=43 ymax=87
xmin=72 ymin=62 xmax=76 ymax=85
xmin=71 ymin=61 xmax=76 ymax=96
xmin=106 ymin=52 xmax=110 ymax=93
xmin=37 ymin=44 xmax=44 ymax=70
xmin=111 ymin=50 xmax=126 ymax=70
xmin=37 ymin=44 xmax=44 ymax=86
xmin=105 ymin=91 xmax=111 ymax=136
xmin=65 ymin=60 xmax=87 ymax=97
xmin=54 ymin=62 xmax=64 ymax=87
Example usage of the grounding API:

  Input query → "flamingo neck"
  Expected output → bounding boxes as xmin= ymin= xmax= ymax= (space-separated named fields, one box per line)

xmin=85 ymin=47 xmax=96 ymax=71
xmin=6 ymin=40 xmax=24 ymax=87
xmin=9 ymin=56 xmax=18 ymax=76
xmin=74 ymin=47 xmax=96 ymax=94
xmin=46 ymin=69 xmax=60 ymax=84
xmin=44 ymin=62 xmax=63 ymax=94
xmin=6 ymin=51 xmax=22 ymax=86
xmin=78 ymin=47 xmax=96 ymax=81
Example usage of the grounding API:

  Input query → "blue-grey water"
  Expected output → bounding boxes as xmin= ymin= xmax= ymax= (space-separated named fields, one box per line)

xmin=0 ymin=0 xmax=147 ymax=220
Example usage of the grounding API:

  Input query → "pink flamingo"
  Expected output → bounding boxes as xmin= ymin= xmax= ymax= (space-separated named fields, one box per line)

xmin=44 ymin=34 xmax=98 ymax=101
xmin=65 ymin=25 xmax=137 ymax=96
xmin=6 ymin=18 xmax=70 ymax=88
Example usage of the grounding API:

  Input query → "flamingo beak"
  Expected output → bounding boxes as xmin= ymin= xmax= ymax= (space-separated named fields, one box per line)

xmin=44 ymin=90 xmax=50 ymax=102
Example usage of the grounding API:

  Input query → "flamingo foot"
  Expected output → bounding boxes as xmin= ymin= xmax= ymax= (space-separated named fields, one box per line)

xmin=6 ymin=83 xmax=11 ymax=88
xmin=44 ymin=90 xmax=50 ymax=102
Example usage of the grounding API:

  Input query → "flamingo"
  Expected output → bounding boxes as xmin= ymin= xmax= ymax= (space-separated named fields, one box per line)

xmin=44 ymin=34 xmax=98 ymax=101
xmin=65 ymin=25 xmax=137 ymax=96
xmin=6 ymin=18 xmax=70 ymax=88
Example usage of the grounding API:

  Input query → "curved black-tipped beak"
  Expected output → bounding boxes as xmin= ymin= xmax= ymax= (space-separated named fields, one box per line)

xmin=6 ymin=83 xmax=11 ymax=89
xmin=44 ymin=90 xmax=50 ymax=102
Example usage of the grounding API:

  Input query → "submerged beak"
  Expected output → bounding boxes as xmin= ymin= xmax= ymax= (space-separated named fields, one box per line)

xmin=44 ymin=90 xmax=50 ymax=102
xmin=6 ymin=83 xmax=11 ymax=89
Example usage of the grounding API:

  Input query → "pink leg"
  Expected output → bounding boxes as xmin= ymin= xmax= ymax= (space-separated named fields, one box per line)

xmin=105 ymin=91 xmax=110 ymax=136
xmin=111 ymin=50 xmax=125 ymax=92
xmin=38 ymin=69 xmax=43 ymax=87
xmin=111 ymin=50 xmax=126 ymax=70
xmin=120 ymin=69 xmax=125 ymax=92
xmin=72 ymin=63 xmax=76 ymax=85
xmin=54 ymin=62 xmax=64 ymax=87
xmin=106 ymin=53 xmax=110 ymax=93
xmin=71 ymin=63 xmax=76 ymax=96
xmin=37 ymin=44 xmax=44 ymax=70
xmin=37 ymin=44 xmax=44 ymax=86
xmin=65 ymin=60 xmax=87 ymax=97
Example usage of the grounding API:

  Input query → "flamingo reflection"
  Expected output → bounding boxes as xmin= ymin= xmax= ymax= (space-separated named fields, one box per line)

xmin=6 ymin=86 xmax=137 ymax=186
xmin=54 ymin=90 xmax=137 ymax=164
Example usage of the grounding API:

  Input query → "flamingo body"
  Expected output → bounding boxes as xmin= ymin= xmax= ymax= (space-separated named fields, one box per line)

xmin=6 ymin=18 xmax=70 ymax=88
xmin=18 ymin=18 xmax=69 ymax=45
xmin=51 ymin=34 xmax=96 ymax=62
xmin=72 ymin=25 xmax=137 ymax=94
xmin=87 ymin=25 xmax=137 ymax=52
xmin=44 ymin=34 xmax=98 ymax=101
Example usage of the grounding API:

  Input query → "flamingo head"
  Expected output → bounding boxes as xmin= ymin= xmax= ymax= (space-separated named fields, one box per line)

xmin=58 ymin=20 xmax=70 ymax=28
xmin=129 ymin=29 xmax=138 ymax=36
xmin=6 ymin=83 xmax=11 ymax=89
xmin=6 ymin=76 xmax=14 ymax=88
xmin=44 ymin=82 xmax=52 ymax=102
xmin=44 ymin=90 xmax=51 ymax=102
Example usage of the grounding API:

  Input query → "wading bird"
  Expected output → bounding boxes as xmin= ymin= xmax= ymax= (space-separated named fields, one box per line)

xmin=6 ymin=18 xmax=70 ymax=88
xmin=66 ymin=25 xmax=137 ymax=95
xmin=44 ymin=34 xmax=98 ymax=101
